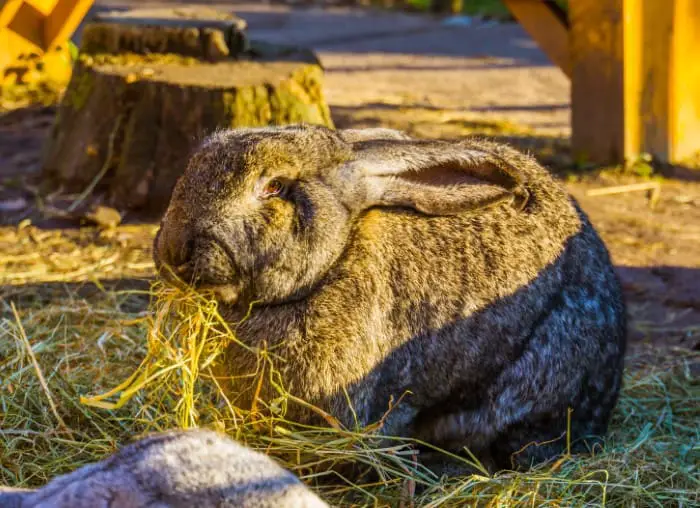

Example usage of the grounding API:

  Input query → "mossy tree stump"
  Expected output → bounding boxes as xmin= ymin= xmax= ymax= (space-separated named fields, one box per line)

xmin=41 ymin=8 xmax=333 ymax=215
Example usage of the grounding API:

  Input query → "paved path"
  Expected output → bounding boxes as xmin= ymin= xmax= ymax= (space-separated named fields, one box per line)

xmin=91 ymin=1 xmax=570 ymax=135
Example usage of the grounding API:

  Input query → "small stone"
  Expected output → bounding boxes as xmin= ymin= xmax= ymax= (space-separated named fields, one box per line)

xmin=442 ymin=15 xmax=474 ymax=27
xmin=0 ymin=197 xmax=28 ymax=212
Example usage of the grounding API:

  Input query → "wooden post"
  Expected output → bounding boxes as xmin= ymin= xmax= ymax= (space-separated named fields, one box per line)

xmin=669 ymin=0 xmax=700 ymax=162
xmin=44 ymin=0 xmax=95 ymax=49
xmin=570 ymin=0 xmax=700 ymax=165
xmin=569 ymin=0 xmax=625 ymax=164
xmin=503 ymin=0 xmax=700 ymax=165
xmin=502 ymin=0 xmax=570 ymax=77
xmin=0 ymin=0 xmax=94 ymax=71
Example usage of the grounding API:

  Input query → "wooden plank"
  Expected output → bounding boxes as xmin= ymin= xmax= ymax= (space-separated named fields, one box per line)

xmin=622 ymin=0 xmax=642 ymax=162
xmin=503 ymin=0 xmax=570 ymax=77
xmin=626 ymin=0 xmax=675 ymax=162
xmin=1 ymin=0 xmax=92 ymax=72
xmin=0 ymin=29 xmax=40 ymax=71
xmin=571 ymin=0 xmax=700 ymax=164
xmin=25 ymin=0 xmax=59 ymax=17
xmin=44 ymin=0 xmax=94 ymax=49
xmin=0 ymin=0 xmax=25 ymax=28
xmin=0 ymin=0 xmax=26 ymax=70
xmin=6 ymin=0 xmax=44 ymax=49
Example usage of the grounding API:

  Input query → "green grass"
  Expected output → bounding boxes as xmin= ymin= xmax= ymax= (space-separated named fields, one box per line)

xmin=1 ymin=281 xmax=698 ymax=506
xmin=460 ymin=0 xmax=511 ymax=19
xmin=406 ymin=0 xmax=568 ymax=21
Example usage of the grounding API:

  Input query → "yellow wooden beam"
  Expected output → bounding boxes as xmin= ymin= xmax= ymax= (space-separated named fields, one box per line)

xmin=0 ymin=0 xmax=93 ymax=72
xmin=44 ymin=0 xmax=93 ymax=50
xmin=502 ymin=0 xmax=571 ymax=77
xmin=6 ymin=1 xmax=45 ymax=49
xmin=669 ymin=0 xmax=700 ymax=161
xmin=571 ymin=0 xmax=700 ymax=164
xmin=0 ymin=1 xmax=24 ymax=28
xmin=569 ymin=0 xmax=625 ymax=164
xmin=24 ymin=0 xmax=60 ymax=17
xmin=624 ymin=0 xmax=676 ymax=162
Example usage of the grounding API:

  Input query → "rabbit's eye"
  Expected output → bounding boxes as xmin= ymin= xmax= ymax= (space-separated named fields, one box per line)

xmin=262 ymin=179 xmax=284 ymax=198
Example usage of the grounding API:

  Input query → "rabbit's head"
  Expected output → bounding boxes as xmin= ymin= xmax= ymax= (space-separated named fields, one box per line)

xmin=154 ymin=125 xmax=529 ymax=306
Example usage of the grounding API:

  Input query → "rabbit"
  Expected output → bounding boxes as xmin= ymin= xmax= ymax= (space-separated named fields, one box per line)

xmin=0 ymin=429 xmax=328 ymax=508
xmin=153 ymin=125 xmax=627 ymax=472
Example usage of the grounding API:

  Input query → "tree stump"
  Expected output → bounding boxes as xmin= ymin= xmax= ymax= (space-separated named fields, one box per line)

xmin=430 ymin=0 xmax=464 ymax=15
xmin=41 ymin=7 xmax=333 ymax=215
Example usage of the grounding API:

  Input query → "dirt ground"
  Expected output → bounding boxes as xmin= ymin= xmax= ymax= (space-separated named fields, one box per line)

xmin=1 ymin=1 xmax=699 ymax=356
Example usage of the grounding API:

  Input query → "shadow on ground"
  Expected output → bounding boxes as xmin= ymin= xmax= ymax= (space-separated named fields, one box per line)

xmin=617 ymin=266 xmax=700 ymax=352
xmin=331 ymin=102 xmax=573 ymax=168
xmin=88 ymin=1 xmax=550 ymax=65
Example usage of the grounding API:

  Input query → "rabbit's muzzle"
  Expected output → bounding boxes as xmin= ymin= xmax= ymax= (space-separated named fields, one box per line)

xmin=155 ymin=223 xmax=242 ymax=304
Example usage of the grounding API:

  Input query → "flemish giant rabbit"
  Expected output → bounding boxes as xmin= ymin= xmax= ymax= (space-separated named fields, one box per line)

xmin=0 ymin=429 xmax=328 ymax=508
xmin=154 ymin=125 xmax=626 ymax=471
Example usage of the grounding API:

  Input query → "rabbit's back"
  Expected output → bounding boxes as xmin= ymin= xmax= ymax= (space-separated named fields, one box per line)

xmin=347 ymin=144 xmax=626 ymax=467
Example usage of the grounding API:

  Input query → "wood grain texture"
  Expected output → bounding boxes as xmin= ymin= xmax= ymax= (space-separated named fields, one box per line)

xmin=570 ymin=0 xmax=700 ymax=164
xmin=670 ymin=0 xmax=700 ymax=161
xmin=503 ymin=0 xmax=571 ymax=77
xmin=569 ymin=0 xmax=625 ymax=164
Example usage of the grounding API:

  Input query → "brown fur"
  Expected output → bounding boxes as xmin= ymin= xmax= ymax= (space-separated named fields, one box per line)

xmin=154 ymin=125 xmax=626 ymax=472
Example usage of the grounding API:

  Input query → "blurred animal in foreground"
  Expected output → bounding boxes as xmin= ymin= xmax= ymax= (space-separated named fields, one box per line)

xmin=0 ymin=429 xmax=328 ymax=508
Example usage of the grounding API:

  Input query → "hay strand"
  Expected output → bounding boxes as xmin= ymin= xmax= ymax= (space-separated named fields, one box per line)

xmin=2 ymin=281 xmax=698 ymax=506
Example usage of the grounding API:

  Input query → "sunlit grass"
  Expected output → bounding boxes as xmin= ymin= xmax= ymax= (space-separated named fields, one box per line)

xmin=1 ymin=280 xmax=697 ymax=506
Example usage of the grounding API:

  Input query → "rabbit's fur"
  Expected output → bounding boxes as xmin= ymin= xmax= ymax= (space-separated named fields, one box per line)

xmin=0 ymin=429 xmax=328 ymax=508
xmin=154 ymin=125 xmax=626 ymax=471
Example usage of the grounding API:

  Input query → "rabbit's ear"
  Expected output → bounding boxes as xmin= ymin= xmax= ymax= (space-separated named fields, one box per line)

xmin=354 ymin=141 xmax=529 ymax=216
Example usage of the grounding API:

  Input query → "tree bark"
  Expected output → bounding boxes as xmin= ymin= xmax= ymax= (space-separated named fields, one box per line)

xmin=41 ymin=13 xmax=333 ymax=216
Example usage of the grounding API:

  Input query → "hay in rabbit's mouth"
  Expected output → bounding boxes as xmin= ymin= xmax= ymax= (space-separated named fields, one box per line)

xmin=79 ymin=281 xmax=248 ymax=428
xmin=2 ymin=279 xmax=698 ymax=507
xmin=78 ymin=280 xmax=447 ymax=495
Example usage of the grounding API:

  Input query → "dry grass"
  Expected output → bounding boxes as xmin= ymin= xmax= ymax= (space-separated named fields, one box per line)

xmin=1 ymin=275 xmax=698 ymax=507
xmin=2 ymin=23 xmax=698 ymax=505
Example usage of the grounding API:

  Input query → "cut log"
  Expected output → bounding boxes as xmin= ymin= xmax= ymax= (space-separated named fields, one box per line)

xmin=40 ymin=8 xmax=333 ymax=216
xmin=80 ymin=7 xmax=249 ymax=61
xmin=430 ymin=0 xmax=464 ymax=15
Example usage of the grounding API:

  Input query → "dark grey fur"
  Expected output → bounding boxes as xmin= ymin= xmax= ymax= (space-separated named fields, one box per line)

xmin=153 ymin=125 xmax=627 ymax=472
xmin=0 ymin=429 xmax=327 ymax=507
